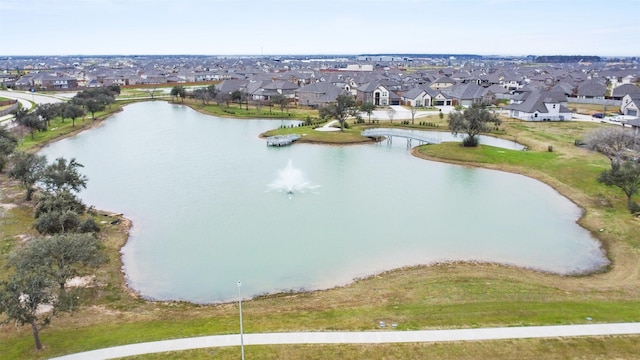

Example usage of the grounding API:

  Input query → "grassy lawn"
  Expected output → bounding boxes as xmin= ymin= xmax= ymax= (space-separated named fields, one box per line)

xmin=115 ymin=336 xmax=640 ymax=360
xmin=2 ymin=101 xmax=640 ymax=359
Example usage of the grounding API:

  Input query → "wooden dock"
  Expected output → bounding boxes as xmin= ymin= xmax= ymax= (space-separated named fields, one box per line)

xmin=266 ymin=134 xmax=301 ymax=147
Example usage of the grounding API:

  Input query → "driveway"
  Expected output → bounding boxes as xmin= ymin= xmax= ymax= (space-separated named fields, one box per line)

xmin=49 ymin=322 xmax=640 ymax=360
xmin=365 ymin=105 xmax=454 ymax=121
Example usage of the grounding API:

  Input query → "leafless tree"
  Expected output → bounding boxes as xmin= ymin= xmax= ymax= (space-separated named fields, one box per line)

xmin=583 ymin=127 xmax=640 ymax=169
xmin=410 ymin=105 xmax=418 ymax=125
xmin=387 ymin=108 xmax=396 ymax=124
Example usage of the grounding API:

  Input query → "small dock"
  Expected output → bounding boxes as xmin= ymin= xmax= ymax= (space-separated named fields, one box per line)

xmin=266 ymin=134 xmax=301 ymax=147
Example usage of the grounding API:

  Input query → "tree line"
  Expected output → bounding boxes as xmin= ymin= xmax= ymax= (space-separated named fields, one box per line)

xmin=13 ymin=85 xmax=120 ymax=141
xmin=1 ymin=105 xmax=107 ymax=350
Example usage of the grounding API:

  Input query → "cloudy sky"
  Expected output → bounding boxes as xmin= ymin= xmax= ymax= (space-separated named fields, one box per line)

xmin=1 ymin=0 xmax=638 ymax=56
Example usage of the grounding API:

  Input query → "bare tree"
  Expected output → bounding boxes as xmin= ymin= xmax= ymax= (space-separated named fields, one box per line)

xmin=410 ymin=105 xmax=418 ymax=125
xmin=387 ymin=108 xmax=396 ymax=124
xmin=583 ymin=127 xmax=640 ymax=170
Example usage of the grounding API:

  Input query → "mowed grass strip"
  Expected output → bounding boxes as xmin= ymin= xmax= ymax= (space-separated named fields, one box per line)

xmin=118 ymin=336 xmax=640 ymax=360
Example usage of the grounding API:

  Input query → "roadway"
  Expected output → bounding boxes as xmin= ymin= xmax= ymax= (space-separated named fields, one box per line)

xmin=0 ymin=89 xmax=65 ymax=126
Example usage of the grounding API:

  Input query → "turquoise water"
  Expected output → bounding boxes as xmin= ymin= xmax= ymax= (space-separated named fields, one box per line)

xmin=40 ymin=102 xmax=608 ymax=303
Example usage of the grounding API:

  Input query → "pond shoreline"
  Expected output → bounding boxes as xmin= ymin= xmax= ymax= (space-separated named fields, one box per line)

xmin=29 ymin=100 xmax=637 ymax=304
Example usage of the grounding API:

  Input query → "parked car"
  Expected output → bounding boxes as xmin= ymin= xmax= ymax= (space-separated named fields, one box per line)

xmin=592 ymin=113 xmax=604 ymax=119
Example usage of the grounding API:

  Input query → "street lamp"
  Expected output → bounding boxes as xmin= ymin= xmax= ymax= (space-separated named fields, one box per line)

xmin=238 ymin=281 xmax=245 ymax=360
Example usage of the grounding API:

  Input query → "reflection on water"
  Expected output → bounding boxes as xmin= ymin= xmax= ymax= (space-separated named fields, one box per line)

xmin=40 ymin=102 xmax=609 ymax=303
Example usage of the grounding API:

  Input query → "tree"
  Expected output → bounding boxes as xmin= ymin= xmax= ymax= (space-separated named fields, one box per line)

xmin=16 ymin=113 xmax=46 ymax=139
xmin=40 ymin=157 xmax=88 ymax=193
xmin=231 ymin=90 xmax=243 ymax=105
xmin=35 ymin=104 xmax=58 ymax=126
xmin=35 ymin=103 xmax=60 ymax=128
xmin=360 ymin=102 xmax=375 ymax=123
xmin=85 ymin=99 xmax=106 ymax=120
xmin=206 ymin=84 xmax=218 ymax=99
xmin=8 ymin=152 xmax=47 ymax=200
xmin=35 ymin=189 xmax=86 ymax=219
xmin=387 ymin=108 xmax=396 ymax=124
xmin=62 ymin=103 xmax=85 ymax=127
xmin=598 ymin=160 xmax=640 ymax=214
xmin=0 ymin=270 xmax=53 ymax=350
xmin=144 ymin=86 xmax=158 ymax=99
xmin=0 ymin=126 xmax=18 ymax=171
xmin=448 ymin=103 xmax=501 ymax=147
xmin=318 ymin=94 xmax=358 ymax=131
xmin=193 ymin=88 xmax=211 ymax=105
xmin=170 ymin=86 xmax=186 ymax=102
xmin=8 ymin=234 xmax=106 ymax=291
xmin=409 ymin=105 xmax=418 ymax=125
xmin=33 ymin=189 xmax=91 ymax=235
xmin=271 ymin=94 xmax=289 ymax=113
xmin=1 ymin=234 xmax=105 ymax=350
xmin=584 ymin=127 xmax=639 ymax=170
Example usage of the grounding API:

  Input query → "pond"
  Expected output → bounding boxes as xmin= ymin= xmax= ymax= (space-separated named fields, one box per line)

xmin=40 ymin=102 xmax=609 ymax=303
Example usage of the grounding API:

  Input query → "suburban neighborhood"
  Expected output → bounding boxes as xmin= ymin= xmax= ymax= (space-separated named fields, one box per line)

xmin=2 ymin=54 xmax=640 ymax=128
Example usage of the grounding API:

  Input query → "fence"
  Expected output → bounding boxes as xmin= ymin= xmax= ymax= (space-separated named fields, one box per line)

xmin=0 ymin=100 xmax=18 ymax=117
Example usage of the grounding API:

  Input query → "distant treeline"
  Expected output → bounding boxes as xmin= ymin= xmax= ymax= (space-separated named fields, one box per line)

xmin=533 ymin=55 xmax=602 ymax=63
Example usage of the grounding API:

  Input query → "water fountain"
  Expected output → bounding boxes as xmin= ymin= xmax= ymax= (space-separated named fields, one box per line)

xmin=267 ymin=159 xmax=320 ymax=196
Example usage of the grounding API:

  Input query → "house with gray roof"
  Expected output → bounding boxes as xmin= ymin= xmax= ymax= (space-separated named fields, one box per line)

xmin=295 ymin=82 xmax=345 ymax=108
xmin=576 ymin=81 xmax=607 ymax=100
xmin=444 ymin=83 xmax=495 ymax=106
xmin=216 ymin=79 xmax=249 ymax=95
xmin=505 ymin=90 xmax=572 ymax=121
xmin=612 ymin=84 xmax=640 ymax=100
xmin=356 ymin=82 xmax=394 ymax=106
xmin=429 ymin=76 xmax=455 ymax=90
xmin=401 ymin=87 xmax=432 ymax=107
xmin=620 ymin=94 xmax=640 ymax=117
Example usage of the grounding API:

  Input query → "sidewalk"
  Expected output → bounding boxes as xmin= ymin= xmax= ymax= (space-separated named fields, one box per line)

xmin=49 ymin=322 xmax=640 ymax=360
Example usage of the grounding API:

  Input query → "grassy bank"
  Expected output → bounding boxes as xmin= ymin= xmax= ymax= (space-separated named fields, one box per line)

xmin=2 ymin=102 xmax=640 ymax=359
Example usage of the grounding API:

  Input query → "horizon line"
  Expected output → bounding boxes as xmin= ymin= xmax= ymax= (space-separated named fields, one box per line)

xmin=1 ymin=53 xmax=637 ymax=58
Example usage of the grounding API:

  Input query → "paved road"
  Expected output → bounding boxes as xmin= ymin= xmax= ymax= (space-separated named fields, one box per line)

xmin=49 ymin=322 xmax=640 ymax=360
xmin=0 ymin=90 xmax=65 ymax=126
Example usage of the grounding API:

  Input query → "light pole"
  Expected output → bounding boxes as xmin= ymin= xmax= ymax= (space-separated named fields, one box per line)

xmin=238 ymin=281 xmax=245 ymax=360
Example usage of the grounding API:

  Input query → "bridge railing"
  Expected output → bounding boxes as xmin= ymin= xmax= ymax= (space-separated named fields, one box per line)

xmin=361 ymin=128 xmax=442 ymax=144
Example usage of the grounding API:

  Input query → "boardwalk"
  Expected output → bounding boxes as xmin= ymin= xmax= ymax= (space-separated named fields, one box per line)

xmin=266 ymin=134 xmax=301 ymax=146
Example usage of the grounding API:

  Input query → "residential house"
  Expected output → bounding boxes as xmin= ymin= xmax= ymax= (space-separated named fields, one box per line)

xmin=356 ymin=82 xmax=393 ymax=106
xmin=445 ymin=83 xmax=495 ymax=106
xmin=576 ymin=81 xmax=607 ymax=100
xmin=612 ymin=84 xmax=640 ymax=101
xmin=505 ymin=90 xmax=572 ymax=121
xmin=216 ymin=79 xmax=249 ymax=95
xmin=248 ymin=80 xmax=298 ymax=101
xmin=401 ymin=87 xmax=432 ymax=107
xmin=431 ymin=91 xmax=454 ymax=106
xmin=429 ymin=76 xmax=455 ymax=90
xmin=620 ymin=94 xmax=640 ymax=116
xmin=295 ymin=82 xmax=345 ymax=108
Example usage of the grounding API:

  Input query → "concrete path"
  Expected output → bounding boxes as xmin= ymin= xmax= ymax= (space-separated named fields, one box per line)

xmin=49 ymin=322 xmax=640 ymax=360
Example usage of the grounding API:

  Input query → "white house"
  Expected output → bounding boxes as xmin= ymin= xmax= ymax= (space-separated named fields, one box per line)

xmin=620 ymin=94 xmax=640 ymax=117
xmin=401 ymin=87 xmax=432 ymax=107
xmin=505 ymin=90 xmax=572 ymax=121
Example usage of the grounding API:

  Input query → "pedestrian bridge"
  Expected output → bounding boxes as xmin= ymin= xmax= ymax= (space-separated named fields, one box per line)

xmin=361 ymin=128 xmax=442 ymax=147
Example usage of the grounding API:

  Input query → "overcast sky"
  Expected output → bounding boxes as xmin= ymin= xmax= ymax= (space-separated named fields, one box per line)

xmin=1 ymin=0 xmax=638 ymax=57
